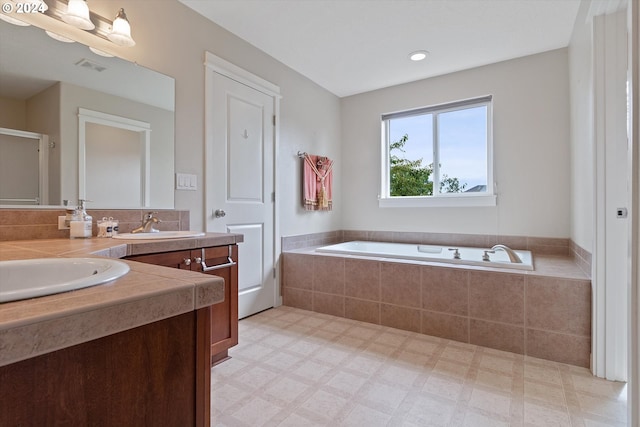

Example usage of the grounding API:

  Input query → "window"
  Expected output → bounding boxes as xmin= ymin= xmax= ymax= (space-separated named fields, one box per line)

xmin=380 ymin=95 xmax=495 ymax=207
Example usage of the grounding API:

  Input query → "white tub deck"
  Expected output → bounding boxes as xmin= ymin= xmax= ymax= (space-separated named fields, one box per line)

xmin=316 ymin=241 xmax=534 ymax=271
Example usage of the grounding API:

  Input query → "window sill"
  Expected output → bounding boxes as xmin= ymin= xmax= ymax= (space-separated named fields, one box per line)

xmin=378 ymin=194 xmax=496 ymax=208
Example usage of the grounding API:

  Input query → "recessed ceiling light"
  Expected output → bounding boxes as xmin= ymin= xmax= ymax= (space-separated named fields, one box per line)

xmin=409 ymin=50 xmax=429 ymax=61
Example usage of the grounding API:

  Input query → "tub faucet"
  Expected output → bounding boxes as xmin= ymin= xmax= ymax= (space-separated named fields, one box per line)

xmin=491 ymin=244 xmax=522 ymax=263
xmin=132 ymin=212 xmax=161 ymax=233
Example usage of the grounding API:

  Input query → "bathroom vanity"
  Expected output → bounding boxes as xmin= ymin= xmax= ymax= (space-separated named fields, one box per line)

xmin=126 ymin=243 xmax=239 ymax=365
xmin=0 ymin=233 xmax=242 ymax=427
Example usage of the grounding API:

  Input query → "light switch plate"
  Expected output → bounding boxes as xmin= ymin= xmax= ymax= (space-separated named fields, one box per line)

xmin=176 ymin=173 xmax=197 ymax=191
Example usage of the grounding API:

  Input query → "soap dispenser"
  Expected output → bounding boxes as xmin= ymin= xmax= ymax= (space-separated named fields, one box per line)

xmin=70 ymin=199 xmax=93 ymax=239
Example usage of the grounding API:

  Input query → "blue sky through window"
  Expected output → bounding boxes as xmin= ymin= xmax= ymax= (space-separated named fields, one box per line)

xmin=388 ymin=105 xmax=487 ymax=192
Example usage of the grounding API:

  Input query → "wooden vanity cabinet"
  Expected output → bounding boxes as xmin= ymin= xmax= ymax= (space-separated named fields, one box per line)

xmin=127 ymin=245 xmax=238 ymax=365
xmin=0 ymin=309 xmax=212 ymax=427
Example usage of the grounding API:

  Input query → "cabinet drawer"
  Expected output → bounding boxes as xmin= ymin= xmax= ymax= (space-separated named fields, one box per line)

xmin=127 ymin=250 xmax=192 ymax=269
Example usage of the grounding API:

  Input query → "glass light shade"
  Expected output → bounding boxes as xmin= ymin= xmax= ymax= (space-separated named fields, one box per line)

xmin=0 ymin=13 xmax=30 ymax=26
xmin=62 ymin=0 xmax=94 ymax=31
xmin=45 ymin=30 xmax=75 ymax=43
xmin=107 ymin=9 xmax=135 ymax=47
xmin=89 ymin=47 xmax=114 ymax=57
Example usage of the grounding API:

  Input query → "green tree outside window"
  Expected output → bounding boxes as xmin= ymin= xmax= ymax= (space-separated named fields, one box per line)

xmin=389 ymin=134 xmax=466 ymax=196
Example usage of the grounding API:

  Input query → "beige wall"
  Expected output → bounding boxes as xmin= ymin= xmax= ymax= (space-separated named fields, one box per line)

xmin=341 ymin=49 xmax=571 ymax=238
xmin=26 ymin=83 xmax=61 ymax=204
xmin=0 ymin=97 xmax=26 ymax=129
xmin=568 ymin=0 xmax=595 ymax=253
xmin=85 ymin=0 xmax=343 ymax=234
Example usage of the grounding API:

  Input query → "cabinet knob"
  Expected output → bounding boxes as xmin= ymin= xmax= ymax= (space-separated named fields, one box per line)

xmin=214 ymin=209 xmax=226 ymax=218
xmin=183 ymin=258 xmax=191 ymax=266
xmin=194 ymin=257 xmax=202 ymax=264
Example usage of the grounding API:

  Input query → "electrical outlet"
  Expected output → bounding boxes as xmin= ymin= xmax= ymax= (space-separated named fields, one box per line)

xmin=58 ymin=216 xmax=70 ymax=230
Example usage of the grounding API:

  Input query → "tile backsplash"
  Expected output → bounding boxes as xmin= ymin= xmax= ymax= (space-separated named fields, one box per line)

xmin=0 ymin=209 xmax=190 ymax=241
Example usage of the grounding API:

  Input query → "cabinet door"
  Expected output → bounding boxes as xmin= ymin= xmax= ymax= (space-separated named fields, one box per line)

xmin=127 ymin=250 xmax=192 ymax=270
xmin=192 ymin=245 xmax=238 ymax=364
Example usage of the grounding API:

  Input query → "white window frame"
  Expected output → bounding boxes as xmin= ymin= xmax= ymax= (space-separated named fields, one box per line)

xmin=379 ymin=95 xmax=496 ymax=208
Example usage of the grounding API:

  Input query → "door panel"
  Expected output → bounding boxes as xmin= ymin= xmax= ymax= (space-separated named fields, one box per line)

xmin=206 ymin=68 xmax=275 ymax=319
xmin=227 ymin=223 xmax=263 ymax=293
xmin=228 ymin=96 xmax=264 ymax=202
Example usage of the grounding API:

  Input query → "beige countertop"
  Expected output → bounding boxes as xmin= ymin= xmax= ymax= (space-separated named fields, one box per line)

xmin=0 ymin=233 xmax=243 ymax=367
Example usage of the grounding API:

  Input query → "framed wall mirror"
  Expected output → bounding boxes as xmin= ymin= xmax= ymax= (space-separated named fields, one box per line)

xmin=0 ymin=19 xmax=175 ymax=209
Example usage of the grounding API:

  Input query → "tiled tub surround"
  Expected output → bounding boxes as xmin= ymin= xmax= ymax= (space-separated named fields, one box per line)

xmin=282 ymin=247 xmax=591 ymax=368
xmin=0 ymin=209 xmax=191 ymax=241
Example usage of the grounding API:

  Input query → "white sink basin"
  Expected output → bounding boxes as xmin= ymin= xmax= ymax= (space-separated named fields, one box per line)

xmin=112 ymin=231 xmax=205 ymax=240
xmin=0 ymin=258 xmax=130 ymax=303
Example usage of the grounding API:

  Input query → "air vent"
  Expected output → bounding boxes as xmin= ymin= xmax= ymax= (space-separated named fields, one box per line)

xmin=75 ymin=58 xmax=107 ymax=72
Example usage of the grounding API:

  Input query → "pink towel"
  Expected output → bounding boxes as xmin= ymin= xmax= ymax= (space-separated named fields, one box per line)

xmin=303 ymin=154 xmax=333 ymax=211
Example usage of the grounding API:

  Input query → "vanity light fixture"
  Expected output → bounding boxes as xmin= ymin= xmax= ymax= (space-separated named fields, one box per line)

xmin=1 ymin=0 xmax=136 ymax=51
xmin=107 ymin=8 xmax=135 ymax=47
xmin=409 ymin=50 xmax=429 ymax=61
xmin=24 ymin=0 xmax=137 ymax=51
xmin=62 ymin=0 xmax=94 ymax=30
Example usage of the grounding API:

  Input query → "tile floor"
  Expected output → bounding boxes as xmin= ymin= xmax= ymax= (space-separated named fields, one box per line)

xmin=211 ymin=306 xmax=627 ymax=426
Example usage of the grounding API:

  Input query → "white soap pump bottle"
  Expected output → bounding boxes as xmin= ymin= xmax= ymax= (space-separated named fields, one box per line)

xmin=70 ymin=199 xmax=93 ymax=239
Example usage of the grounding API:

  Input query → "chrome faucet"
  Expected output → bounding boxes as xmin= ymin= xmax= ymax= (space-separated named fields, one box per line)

xmin=491 ymin=244 xmax=522 ymax=263
xmin=131 ymin=212 xmax=161 ymax=233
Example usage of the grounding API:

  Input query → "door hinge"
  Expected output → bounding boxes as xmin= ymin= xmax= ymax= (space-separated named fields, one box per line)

xmin=271 ymin=191 xmax=275 ymax=202
xmin=272 ymin=115 xmax=276 ymax=126
xmin=273 ymin=267 xmax=276 ymax=278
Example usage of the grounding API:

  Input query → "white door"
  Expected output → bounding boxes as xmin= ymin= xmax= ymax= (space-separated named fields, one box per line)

xmin=205 ymin=60 xmax=276 ymax=319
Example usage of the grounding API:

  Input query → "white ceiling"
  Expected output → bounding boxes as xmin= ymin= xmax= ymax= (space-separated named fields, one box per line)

xmin=179 ymin=0 xmax=583 ymax=98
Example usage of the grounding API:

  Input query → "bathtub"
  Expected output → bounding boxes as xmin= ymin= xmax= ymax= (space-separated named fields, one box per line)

xmin=316 ymin=240 xmax=534 ymax=271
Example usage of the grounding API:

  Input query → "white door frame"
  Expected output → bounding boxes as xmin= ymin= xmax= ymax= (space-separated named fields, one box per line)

xmin=627 ymin=0 xmax=639 ymax=424
xmin=0 ymin=127 xmax=48 ymax=205
xmin=592 ymin=4 xmax=629 ymax=382
xmin=203 ymin=52 xmax=283 ymax=307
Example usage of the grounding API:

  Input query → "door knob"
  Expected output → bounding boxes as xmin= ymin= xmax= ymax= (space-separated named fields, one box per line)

xmin=214 ymin=209 xmax=226 ymax=218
